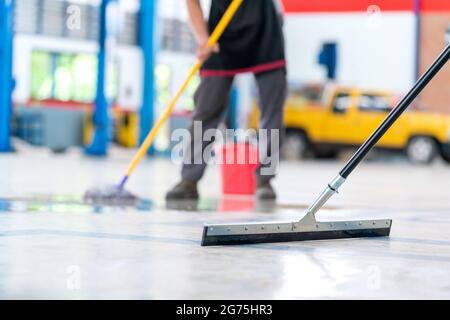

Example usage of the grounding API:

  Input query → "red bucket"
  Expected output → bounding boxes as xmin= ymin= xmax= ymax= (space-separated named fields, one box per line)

xmin=217 ymin=143 xmax=259 ymax=195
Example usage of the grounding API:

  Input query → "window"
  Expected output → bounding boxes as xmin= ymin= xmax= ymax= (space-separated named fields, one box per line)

xmin=332 ymin=93 xmax=352 ymax=114
xmin=155 ymin=64 xmax=172 ymax=108
xmin=155 ymin=63 xmax=200 ymax=112
xmin=358 ymin=95 xmax=391 ymax=113
xmin=184 ymin=73 xmax=200 ymax=111
xmin=31 ymin=52 xmax=53 ymax=100
xmin=15 ymin=0 xmax=138 ymax=44
xmin=30 ymin=51 xmax=118 ymax=103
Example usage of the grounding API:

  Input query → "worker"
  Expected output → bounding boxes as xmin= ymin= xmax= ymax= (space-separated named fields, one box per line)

xmin=166 ymin=0 xmax=287 ymax=201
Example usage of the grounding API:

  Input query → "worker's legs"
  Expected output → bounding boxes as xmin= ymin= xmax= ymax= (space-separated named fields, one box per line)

xmin=181 ymin=76 xmax=234 ymax=182
xmin=254 ymin=68 xmax=287 ymax=185
xmin=167 ymin=76 xmax=234 ymax=200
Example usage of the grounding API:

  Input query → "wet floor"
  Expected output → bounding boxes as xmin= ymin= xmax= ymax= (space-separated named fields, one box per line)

xmin=0 ymin=195 xmax=330 ymax=214
xmin=1 ymin=144 xmax=450 ymax=299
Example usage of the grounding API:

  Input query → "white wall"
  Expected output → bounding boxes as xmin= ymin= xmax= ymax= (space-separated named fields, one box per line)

xmin=13 ymin=34 xmax=143 ymax=110
xmin=284 ymin=12 xmax=417 ymax=92
xmin=114 ymin=45 xmax=143 ymax=110
xmin=159 ymin=0 xmax=211 ymax=20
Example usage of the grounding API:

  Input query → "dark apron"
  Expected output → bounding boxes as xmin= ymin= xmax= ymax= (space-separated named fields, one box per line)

xmin=201 ymin=0 xmax=286 ymax=77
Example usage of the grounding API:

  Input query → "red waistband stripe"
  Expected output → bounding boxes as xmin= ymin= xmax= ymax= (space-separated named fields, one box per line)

xmin=200 ymin=60 xmax=286 ymax=77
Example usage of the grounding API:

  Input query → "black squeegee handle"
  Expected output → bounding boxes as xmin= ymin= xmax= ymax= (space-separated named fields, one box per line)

xmin=340 ymin=43 xmax=450 ymax=179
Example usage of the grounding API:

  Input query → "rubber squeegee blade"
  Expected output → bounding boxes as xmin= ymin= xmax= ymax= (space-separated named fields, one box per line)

xmin=201 ymin=219 xmax=392 ymax=246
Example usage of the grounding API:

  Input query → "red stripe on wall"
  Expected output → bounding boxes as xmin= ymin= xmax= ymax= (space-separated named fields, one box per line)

xmin=281 ymin=0 xmax=414 ymax=13
xmin=421 ymin=0 xmax=450 ymax=13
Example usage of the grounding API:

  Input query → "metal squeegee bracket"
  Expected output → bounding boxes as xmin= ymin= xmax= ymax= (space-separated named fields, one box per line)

xmin=202 ymin=174 xmax=392 ymax=246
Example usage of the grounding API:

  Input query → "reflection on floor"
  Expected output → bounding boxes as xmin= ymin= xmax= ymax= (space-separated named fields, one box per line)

xmin=1 ymin=145 xmax=450 ymax=299
xmin=0 ymin=195 xmax=327 ymax=214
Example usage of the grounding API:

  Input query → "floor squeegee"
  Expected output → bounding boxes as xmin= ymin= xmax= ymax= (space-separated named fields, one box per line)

xmin=202 ymin=43 xmax=450 ymax=246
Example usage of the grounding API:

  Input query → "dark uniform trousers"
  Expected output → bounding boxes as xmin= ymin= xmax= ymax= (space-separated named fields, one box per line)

xmin=181 ymin=68 xmax=287 ymax=183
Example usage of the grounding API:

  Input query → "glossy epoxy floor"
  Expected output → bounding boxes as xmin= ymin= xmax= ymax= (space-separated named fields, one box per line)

xmin=1 ymin=143 xmax=450 ymax=299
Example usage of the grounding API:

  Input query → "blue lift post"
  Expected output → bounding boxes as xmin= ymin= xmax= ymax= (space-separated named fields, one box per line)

xmin=86 ymin=0 xmax=113 ymax=156
xmin=0 ymin=0 xmax=14 ymax=152
xmin=139 ymin=0 xmax=157 ymax=155
xmin=228 ymin=87 xmax=239 ymax=130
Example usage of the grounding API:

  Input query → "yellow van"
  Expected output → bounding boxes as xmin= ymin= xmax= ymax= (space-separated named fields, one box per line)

xmin=83 ymin=109 xmax=139 ymax=148
xmin=250 ymin=85 xmax=450 ymax=164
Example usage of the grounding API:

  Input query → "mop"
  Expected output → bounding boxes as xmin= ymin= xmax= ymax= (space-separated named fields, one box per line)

xmin=84 ymin=0 xmax=244 ymax=205
xmin=201 ymin=43 xmax=450 ymax=246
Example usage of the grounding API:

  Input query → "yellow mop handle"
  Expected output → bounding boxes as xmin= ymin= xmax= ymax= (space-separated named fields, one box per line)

xmin=123 ymin=0 xmax=244 ymax=180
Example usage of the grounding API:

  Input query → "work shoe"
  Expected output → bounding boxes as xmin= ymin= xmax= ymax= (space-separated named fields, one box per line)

xmin=256 ymin=180 xmax=277 ymax=201
xmin=166 ymin=180 xmax=199 ymax=201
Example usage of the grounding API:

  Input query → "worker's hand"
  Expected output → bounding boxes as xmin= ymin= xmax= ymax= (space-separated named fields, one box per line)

xmin=197 ymin=38 xmax=220 ymax=61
